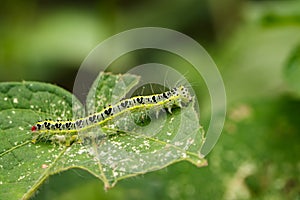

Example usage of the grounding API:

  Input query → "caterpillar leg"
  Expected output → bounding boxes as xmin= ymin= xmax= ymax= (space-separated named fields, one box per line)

xmin=50 ymin=134 xmax=79 ymax=146
xmin=31 ymin=136 xmax=38 ymax=144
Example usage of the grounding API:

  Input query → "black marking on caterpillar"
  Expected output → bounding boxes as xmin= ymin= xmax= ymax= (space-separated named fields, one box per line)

xmin=31 ymin=86 xmax=193 ymax=145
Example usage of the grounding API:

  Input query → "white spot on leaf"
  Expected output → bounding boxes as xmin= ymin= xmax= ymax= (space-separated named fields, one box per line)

xmin=13 ymin=98 xmax=19 ymax=104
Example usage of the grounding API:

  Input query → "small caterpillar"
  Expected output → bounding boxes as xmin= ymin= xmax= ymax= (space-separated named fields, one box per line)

xmin=31 ymin=86 xmax=192 ymax=145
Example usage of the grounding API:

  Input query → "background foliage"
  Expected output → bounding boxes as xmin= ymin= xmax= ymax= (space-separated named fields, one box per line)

xmin=1 ymin=0 xmax=300 ymax=199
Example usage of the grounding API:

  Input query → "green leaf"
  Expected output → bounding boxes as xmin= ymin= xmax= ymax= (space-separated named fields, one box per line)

xmin=0 ymin=81 xmax=84 ymax=200
xmin=0 ymin=73 xmax=206 ymax=200
xmin=284 ymin=44 xmax=300 ymax=96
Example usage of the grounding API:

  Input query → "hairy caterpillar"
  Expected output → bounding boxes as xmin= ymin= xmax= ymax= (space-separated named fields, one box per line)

xmin=31 ymin=86 xmax=192 ymax=145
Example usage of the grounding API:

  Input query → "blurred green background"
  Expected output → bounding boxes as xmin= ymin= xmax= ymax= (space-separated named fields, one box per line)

xmin=1 ymin=0 xmax=300 ymax=199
